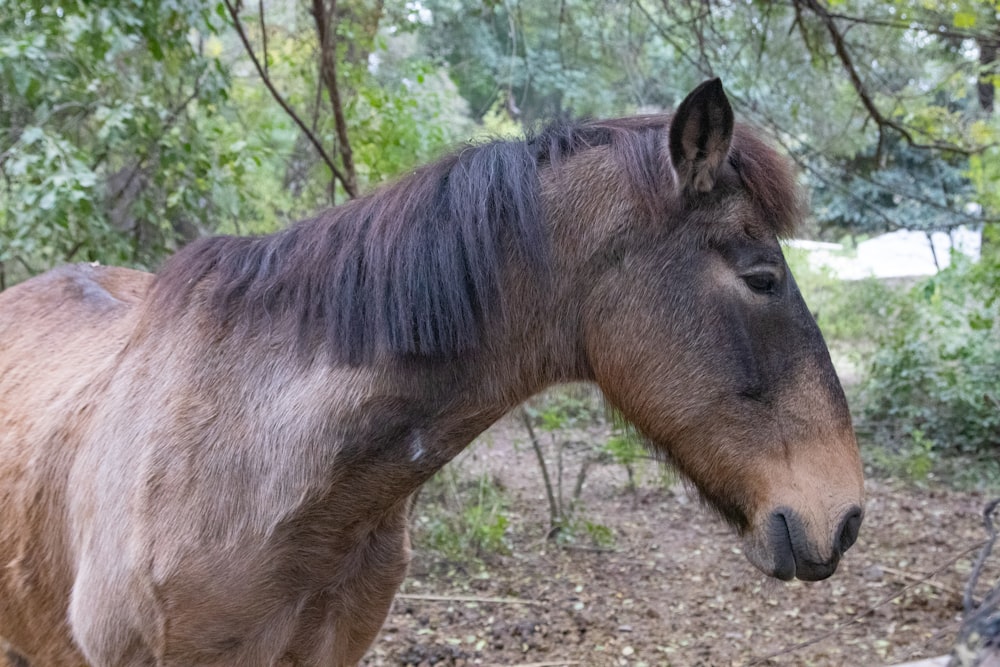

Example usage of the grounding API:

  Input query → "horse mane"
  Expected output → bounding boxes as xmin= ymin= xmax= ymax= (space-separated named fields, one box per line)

xmin=151 ymin=117 xmax=800 ymax=364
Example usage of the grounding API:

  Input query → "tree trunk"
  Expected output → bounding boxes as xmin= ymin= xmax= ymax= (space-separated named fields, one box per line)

xmin=978 ymin=25 xmax=999 ymax=260
xmin=977 ymin=28 xmax=997 ymax=114
xmin=518 ymin=408 xmax=561 ymax=535
xmin=311 ymin=0 xmax=359 ymax=200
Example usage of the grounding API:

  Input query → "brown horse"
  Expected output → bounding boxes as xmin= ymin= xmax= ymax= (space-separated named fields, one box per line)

xmin=0 ymin=79 xmax=863 ymax=666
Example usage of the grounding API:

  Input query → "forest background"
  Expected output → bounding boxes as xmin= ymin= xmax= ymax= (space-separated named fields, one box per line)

xmin=1 ymin=0 xmax=998 ymax=494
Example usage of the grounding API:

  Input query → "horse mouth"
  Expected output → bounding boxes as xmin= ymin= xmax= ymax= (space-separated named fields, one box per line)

xmin=742 ymin=506 xmax=863 ymax=582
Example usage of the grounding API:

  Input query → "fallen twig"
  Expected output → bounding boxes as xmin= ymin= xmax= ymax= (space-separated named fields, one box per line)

xmin=395 ymin=593 xmax=540 ymax=606
xmin=881 ymin=565 xmax=964 ymax=598
xmin=558 ymin=544 xmax=617 ymax=553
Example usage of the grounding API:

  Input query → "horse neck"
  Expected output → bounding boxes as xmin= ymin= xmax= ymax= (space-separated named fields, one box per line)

xmin=396 ymin=168 xmax=639 ymax=445
xmin=347 ymin=259 xmax=591 ymax=478
xmin=391 ymin=286 xmax=581 ymax=443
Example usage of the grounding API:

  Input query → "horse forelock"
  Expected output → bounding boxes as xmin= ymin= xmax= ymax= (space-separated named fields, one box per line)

xmin=536 ymin=116 xmax=802 ymax=238
xmin=729 ymin=125 xmax=804 ymax=239
xmin=149 ymin=117 xmax=801 ymax=364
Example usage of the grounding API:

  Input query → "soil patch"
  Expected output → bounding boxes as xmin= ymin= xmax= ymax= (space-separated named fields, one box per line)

xmin=362 ymin=415 xmax=1000 ymax=667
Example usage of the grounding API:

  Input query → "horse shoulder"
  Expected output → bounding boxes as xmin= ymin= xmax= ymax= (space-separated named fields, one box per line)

xmin=0 ymin=263 xmax=153 ymax=666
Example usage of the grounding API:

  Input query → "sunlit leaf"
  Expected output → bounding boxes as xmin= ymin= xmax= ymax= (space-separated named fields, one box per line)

xmin=953 ymin=11 xmax=976 ymax=28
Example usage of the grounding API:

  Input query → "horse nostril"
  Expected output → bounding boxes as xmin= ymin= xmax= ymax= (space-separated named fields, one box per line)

xmin=836 ymin=506 xmax=863 ymax=555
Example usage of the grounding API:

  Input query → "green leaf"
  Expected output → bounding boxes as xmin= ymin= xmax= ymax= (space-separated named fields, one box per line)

xmin=38 ymin=190 xmax=56 ymax=210
xmin=953 ymin=11 xmax=976 ymax=28
xmin=20 ymin=126 xmax=44 ymax=144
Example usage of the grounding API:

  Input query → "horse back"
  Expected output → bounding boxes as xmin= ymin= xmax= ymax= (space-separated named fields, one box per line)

xmin=0 ymin=263 xmax=152 ymax=666
xmin=0 ymin=263 xmax=152 ymax=417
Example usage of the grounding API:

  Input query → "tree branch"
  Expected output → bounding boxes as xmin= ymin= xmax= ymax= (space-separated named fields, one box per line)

xmin=222 ymin=0 xmax=352 ymax=195
xmin=634 ymin=1 xmax=713 ymax=79
xmin=257 ymin=0 xmax=269 ymax=78
xmin=735 ymin=94 xmax=1000 ymax=229
xmin=810 ymin=5 xmax=999 ymax=47
xmin=310 ymin=0 xmax=358 ymax=199
xmin=110 ymin=75 xmax=204 ymax=205
xmin=796 ymin=0 xmax=989 ymax=158
xmin=519 ymin=407 xmax=561 ymax=535
xmin=395 ymin=593 xmax=542 ymax=606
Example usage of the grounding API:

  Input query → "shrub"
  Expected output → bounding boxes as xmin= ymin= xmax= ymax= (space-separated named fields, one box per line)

xmin=413 ymin=469 xmax=511 ymax=562
xmin=857 ymin=255 xmax=1000 ymax=459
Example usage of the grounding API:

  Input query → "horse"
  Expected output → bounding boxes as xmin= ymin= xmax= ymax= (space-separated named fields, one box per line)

xmin=0 ymin=79 xmax=864 ymax=666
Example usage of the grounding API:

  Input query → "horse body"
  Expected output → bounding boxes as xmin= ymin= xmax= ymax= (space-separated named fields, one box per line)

xmin=0 ymin=265 xmax=526 ymax=666
xmin=0 ymin=266 xmax=495 ymax=666
xmin=0 ymin=245 xmax=569 ymax=666
xmin=0 ymin=80 xmax=864 ymax=666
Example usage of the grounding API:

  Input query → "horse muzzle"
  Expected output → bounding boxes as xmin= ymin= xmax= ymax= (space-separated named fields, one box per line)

xmin=744 ymin=505 xmax=863 ymax=581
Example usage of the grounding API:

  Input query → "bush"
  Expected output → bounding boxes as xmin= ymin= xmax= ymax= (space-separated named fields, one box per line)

xmin=413 ymin=469 xmax=511 ymax=562
xmin=856 ymin=255 xmax=1000 ymax=460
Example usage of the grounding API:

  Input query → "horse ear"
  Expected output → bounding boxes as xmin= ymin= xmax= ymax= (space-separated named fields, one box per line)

xmin=669 ymin=78 xmax=734 ymax=194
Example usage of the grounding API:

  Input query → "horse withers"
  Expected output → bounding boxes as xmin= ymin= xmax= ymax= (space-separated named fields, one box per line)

xmin=0 ymin=79 xmax=863 ymax=666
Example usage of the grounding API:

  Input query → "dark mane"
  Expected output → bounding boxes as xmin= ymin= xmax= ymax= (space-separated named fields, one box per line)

xmin=151 ymin=117 xmax=800 ymax=363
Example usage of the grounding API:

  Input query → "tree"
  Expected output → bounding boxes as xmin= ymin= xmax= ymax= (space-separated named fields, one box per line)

xmin=0 ymin=0 xmax=474 ymax=287
xmin=220 ymin=0 xmax=472 ymax=206
xmin=415 ymin=0 xmax=1000 ymax=244
xmin=4 ymin=0 xmax=999 ymax=288
xmin=0 ymin=1 xmax=253 ymax=285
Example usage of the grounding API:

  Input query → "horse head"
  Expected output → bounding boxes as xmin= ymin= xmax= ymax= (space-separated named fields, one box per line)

xmin=571 ymin=80 xmax=863 ymax=581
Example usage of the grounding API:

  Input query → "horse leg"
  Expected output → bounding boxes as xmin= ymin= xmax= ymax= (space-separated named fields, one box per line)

xmin=302 ymin=523 xmax=412 ymax=666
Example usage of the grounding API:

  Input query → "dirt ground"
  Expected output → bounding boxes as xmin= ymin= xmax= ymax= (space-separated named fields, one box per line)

xmin=361 ymin=416 xmax=1000 ymax=667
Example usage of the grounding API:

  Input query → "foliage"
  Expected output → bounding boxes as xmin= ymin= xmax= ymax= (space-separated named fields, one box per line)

xmin=603 ymin=430 xmax=643 ymax=470
xmin=233 ymin=4 xmax=473 ymax=208
xmin=0 ymin=1 xmax=474 ymax=285
xmin=5 ymin=0 xmax=1000 ymax=285
xmin=527 ymin=385 xmax=602 ymax=432
xmin=0 ymin=1 xmax=257 ymax=279
xmin=865 ymin=427 xmax=937 ymax=484
xmin=808 ymin=137 xmax=981 ymax=238
xmin=420 ymin=0 xmax=647 ymax=124
xmin=413 ymin=468 xmax=511 ymax=562
xmin=857 ymin=255 xmax=1000 ymax=461
xmin=519 ymin=387 xmax=663 ymax=546
xmin=413 ymin=0 xmax=1000 ymax=245
xmin=349 ymin=58 xmax=472 ymax=184
xmin=525 ymin=389 xmax=607 ymax=513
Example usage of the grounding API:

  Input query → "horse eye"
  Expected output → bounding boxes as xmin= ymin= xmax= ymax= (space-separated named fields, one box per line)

xmin=743 ymin=273 xmax=777 ymax=294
